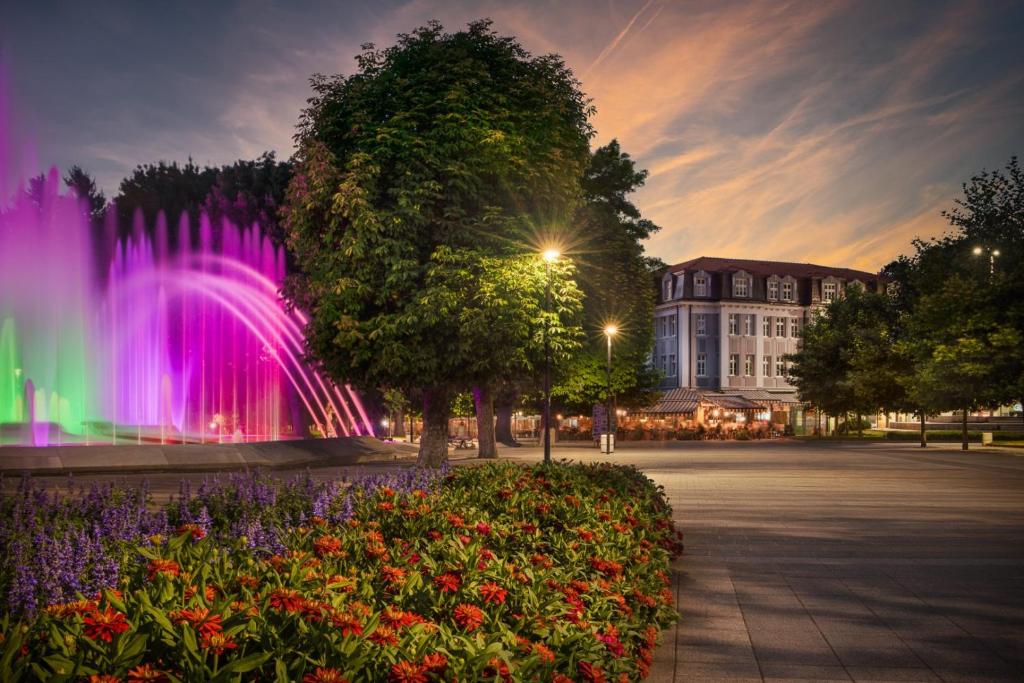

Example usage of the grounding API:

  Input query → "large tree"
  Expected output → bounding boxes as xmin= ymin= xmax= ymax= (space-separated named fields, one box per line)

xmin=283 ymin=21 xmax=592 ymax=466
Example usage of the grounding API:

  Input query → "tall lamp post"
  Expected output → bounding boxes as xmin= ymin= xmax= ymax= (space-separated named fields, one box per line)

xmin=542 ymin=248 xmax=560 ymax=464
xmin=603 ymin=325 xmax=618 ymax=454
xmin=972 ymin=245 xmax=1000 ymax=279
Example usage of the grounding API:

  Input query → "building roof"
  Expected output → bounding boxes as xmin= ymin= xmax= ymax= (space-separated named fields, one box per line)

xmin=667 ymin=256 xmax=880 ymax=282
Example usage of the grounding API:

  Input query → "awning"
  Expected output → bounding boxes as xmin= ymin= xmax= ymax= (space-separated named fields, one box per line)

xmin=702 ymin=394 xmax=765 ymax=411
xmin=729 ymin=390 xmax=802 ymax=405
xmin=642 ymin=388 xmax=701 ymax=414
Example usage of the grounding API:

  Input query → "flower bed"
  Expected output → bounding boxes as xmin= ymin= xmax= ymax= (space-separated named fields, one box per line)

xmin=0 ymin=462 xmax=682 ymax=681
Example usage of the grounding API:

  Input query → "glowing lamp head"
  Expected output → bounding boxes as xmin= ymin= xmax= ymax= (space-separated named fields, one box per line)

xmin=380 ymin=418 xmax=389 ymax=427
xmin=542 ymin=248 xmax=560 ymax=263
xmin=604 ymin=325 xmax=619 ymax=337
xmin=993 ymin=249 xmax=1000 ymax=257
xmin=973 ymin=246 xmax=983 ymax=255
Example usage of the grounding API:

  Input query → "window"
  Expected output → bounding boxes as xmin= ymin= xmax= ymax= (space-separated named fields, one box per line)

xmin=657 ymin=314 xmax=675 ymax=338
xmin=763 ymin=316 xmax=771 ymax=337
xmin=782 ymin=281 xmax=794 ymax=301
xmin=823 ymin=281 xmax=837 ymax=302
xmin=659 ymin=355 xmax=667 ymax=372
xmin=743 ymin=314 xmax=753 ymax=336
xmin=728 ymin=314 xmax=738 ymax=335
xmin=696 ymin=314 xmax=706 ymax=336
xmin=790 ymin=318 xmax=799 ymax=337
xmin=764 ymin=356 xmax=772 ymax=377
xmin=744 ymin=355 xmax=754 ymax=376
xmin=696 ymin=353 xmax=707 ymax=377
xmin=776 ymin=358 xmax=785 ymax=377
xmin=668 ymin=354 xmax=677 ymax=377
xmin=768 ymin=279 xmax=779 ymax=300
xmin=776 ymin=317 xmax=786 ymax=337
xmin=729 ymin=354 xmax=738 ymax=377
xmin=733 ymin=276 xmax=749 ymax=297
xmin=663 ymin=277 xmax=673 ymax=301
xmin=694 ymin=275 xmax=708 ymax=297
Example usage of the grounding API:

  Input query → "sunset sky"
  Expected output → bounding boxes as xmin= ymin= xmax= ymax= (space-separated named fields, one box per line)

xmin=2 ymin=0 xmax=1022 ymax=270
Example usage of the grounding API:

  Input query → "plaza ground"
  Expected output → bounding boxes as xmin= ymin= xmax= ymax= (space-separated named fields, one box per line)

xmin=6 ymin=439 xmax=1023 ymax=682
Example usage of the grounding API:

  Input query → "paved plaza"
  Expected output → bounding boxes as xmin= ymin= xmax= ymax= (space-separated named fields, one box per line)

xmin=502 ymin=441 xmax=1024 ymax=683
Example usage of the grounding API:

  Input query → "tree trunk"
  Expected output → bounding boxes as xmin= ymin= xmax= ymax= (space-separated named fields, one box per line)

xmin=416 ymin=387 xmax=450 ymax=468
xmin=393 ymin=406 xmax=406 ymax=438
xmin=961 ymin=407 xmax=969 ymax=451
xmin=856 ymin=411 xmax=863 ymax=439
xmin=473 ymin=384 xmax=498 ymax=458
xmin=919 ymin=410 xmax=927 ymax=448
xmin=495 ymin=402 xmax=518 ymax=446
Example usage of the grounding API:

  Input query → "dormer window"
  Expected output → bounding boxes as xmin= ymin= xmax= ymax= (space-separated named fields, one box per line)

xmin=694 ymin=273 xmax=708 ymax=297
xmin=822 ymin=281 xmax=838 ymax=302
xmin=732 ymin=272 xmax=750 ymax=298
xmin=767 ymin=277 xmax=780 ymax=301
xmin=662 ymin=275 xmax=673 ymax=301
xmin=781 ymin=280 xmax=794 ymax=302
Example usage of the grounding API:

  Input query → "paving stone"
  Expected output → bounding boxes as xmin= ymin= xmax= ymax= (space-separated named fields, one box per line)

xmin=845 ymin=667 xmax=940 ymax=682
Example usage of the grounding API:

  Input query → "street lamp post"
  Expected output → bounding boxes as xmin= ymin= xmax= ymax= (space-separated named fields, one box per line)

xmin=603 ymin=325 xmax=618 ymax=453
xmin=972 ymin=245 xmax=1000 ymax=278
xmin=542 ymin=248 xmax=560 ymax=465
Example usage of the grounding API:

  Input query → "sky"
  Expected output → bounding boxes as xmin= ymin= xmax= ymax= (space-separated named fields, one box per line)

xmin=1 ymin=0 xmax=1022 ymax=271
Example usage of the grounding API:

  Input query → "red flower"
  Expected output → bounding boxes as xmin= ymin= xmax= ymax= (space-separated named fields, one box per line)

xmin=597 ymin=631 xmax=624 ymax=657
xmin=382 ymin=606 xmax=416 ymax=629
xmin=83 ymin=607 xmax=130 ymax=643
xmin=578 ymin=661 xmax=606 ymax=683
xmin=269 ymin=588 xmax=305 ymax=612
xmin=433 ymin=572 xmax=461 ymax=593
xmin=453 ymin=603 xmax=484 ymax=631
xmin=125 ymin=664 xmax=169 ymax=682
xmin=89 ymin=676 xmax=122 ymax=683
xmin=170 ymin=606 xmax=223 ymax=636
xmin=201 ymin=631 xmax=238 ymax=655
xmin=313 ymin=535 xmax=343 ymax=557
xmin=475 ymin=522 xmax=492 ymax=535
xmin=479 ymin=582 xmax=508 ymax=605
xmin=146 ymin=558 xmax=180 ymax=580
xmin=369 ymin=625 xmax=399 ymax=646
xmin=421 ymin=653 xmax=447 ymax=672
xmin=483 ymin=657 xmax=512 ymax=682
xmin=176 ymin=523 xmax=206 ymax=540
xmin=388 ymin=660 xmax=428 ymax=683
xmin=302 ymin=668 xmax=349 ymax=683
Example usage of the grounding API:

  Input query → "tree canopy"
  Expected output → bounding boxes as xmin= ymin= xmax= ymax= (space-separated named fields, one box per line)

xmin=283 ymin=20 xmax=593 ymax=466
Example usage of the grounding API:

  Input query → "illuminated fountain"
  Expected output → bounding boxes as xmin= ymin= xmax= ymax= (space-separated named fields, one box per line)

xmin=0 ymin=88 xmax=373 ymax=446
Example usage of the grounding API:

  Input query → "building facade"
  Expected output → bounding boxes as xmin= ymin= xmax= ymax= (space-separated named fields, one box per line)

xmin=653 ymin=257 xmax=885 ymax=395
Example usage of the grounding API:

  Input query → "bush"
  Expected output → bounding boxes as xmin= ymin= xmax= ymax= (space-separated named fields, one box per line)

xmin=0 ymin=463 xmax=682 ymax=681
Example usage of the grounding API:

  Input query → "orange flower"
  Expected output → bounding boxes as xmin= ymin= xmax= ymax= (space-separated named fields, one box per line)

xmin=313 ymin=535 xmax=343 ymax=557
xmin=268 ymin=588 xmax=304 ymax=612
xmin=388 ymin=660 xmax=428 ymax=683
xmin=380 ymin=565 xmax=407 ymax=587
xmin=146 ymin=558 xmax=180 ymax=580
xmin=201 ymin=631 xmax=238 ymax=655
xmin=330 ymin=610 xmax=364 ymax=637
xmin=479 ymin=582 xmax=508 ymax=605
xmin=88 ymin=676 xmax=122 ymax=683
xmin=176 ymin=523 xmax=206 ymax=540
xmin=302 ymin=668 xmax=348 ymax=683
xmin=125 ymin=664 xmax=169 ymax=682
xmin=432 ymin=572 xmax=461 ymax=593
xmin=83 ymin=607 xmax=130 ymax=643
xmin=170 ymin=606 xmax=223 ymax=636
xmin=452 ymin=603 xmax=484 ymax=632
xmin=235 ymin=573 xmax=259 ymax=589
xmin=421 ymin=653 xmax=447 ymax=672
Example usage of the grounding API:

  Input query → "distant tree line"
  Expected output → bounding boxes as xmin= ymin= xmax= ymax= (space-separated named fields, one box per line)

xmin=787 ymin=157 xmax=1024 ymax=449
